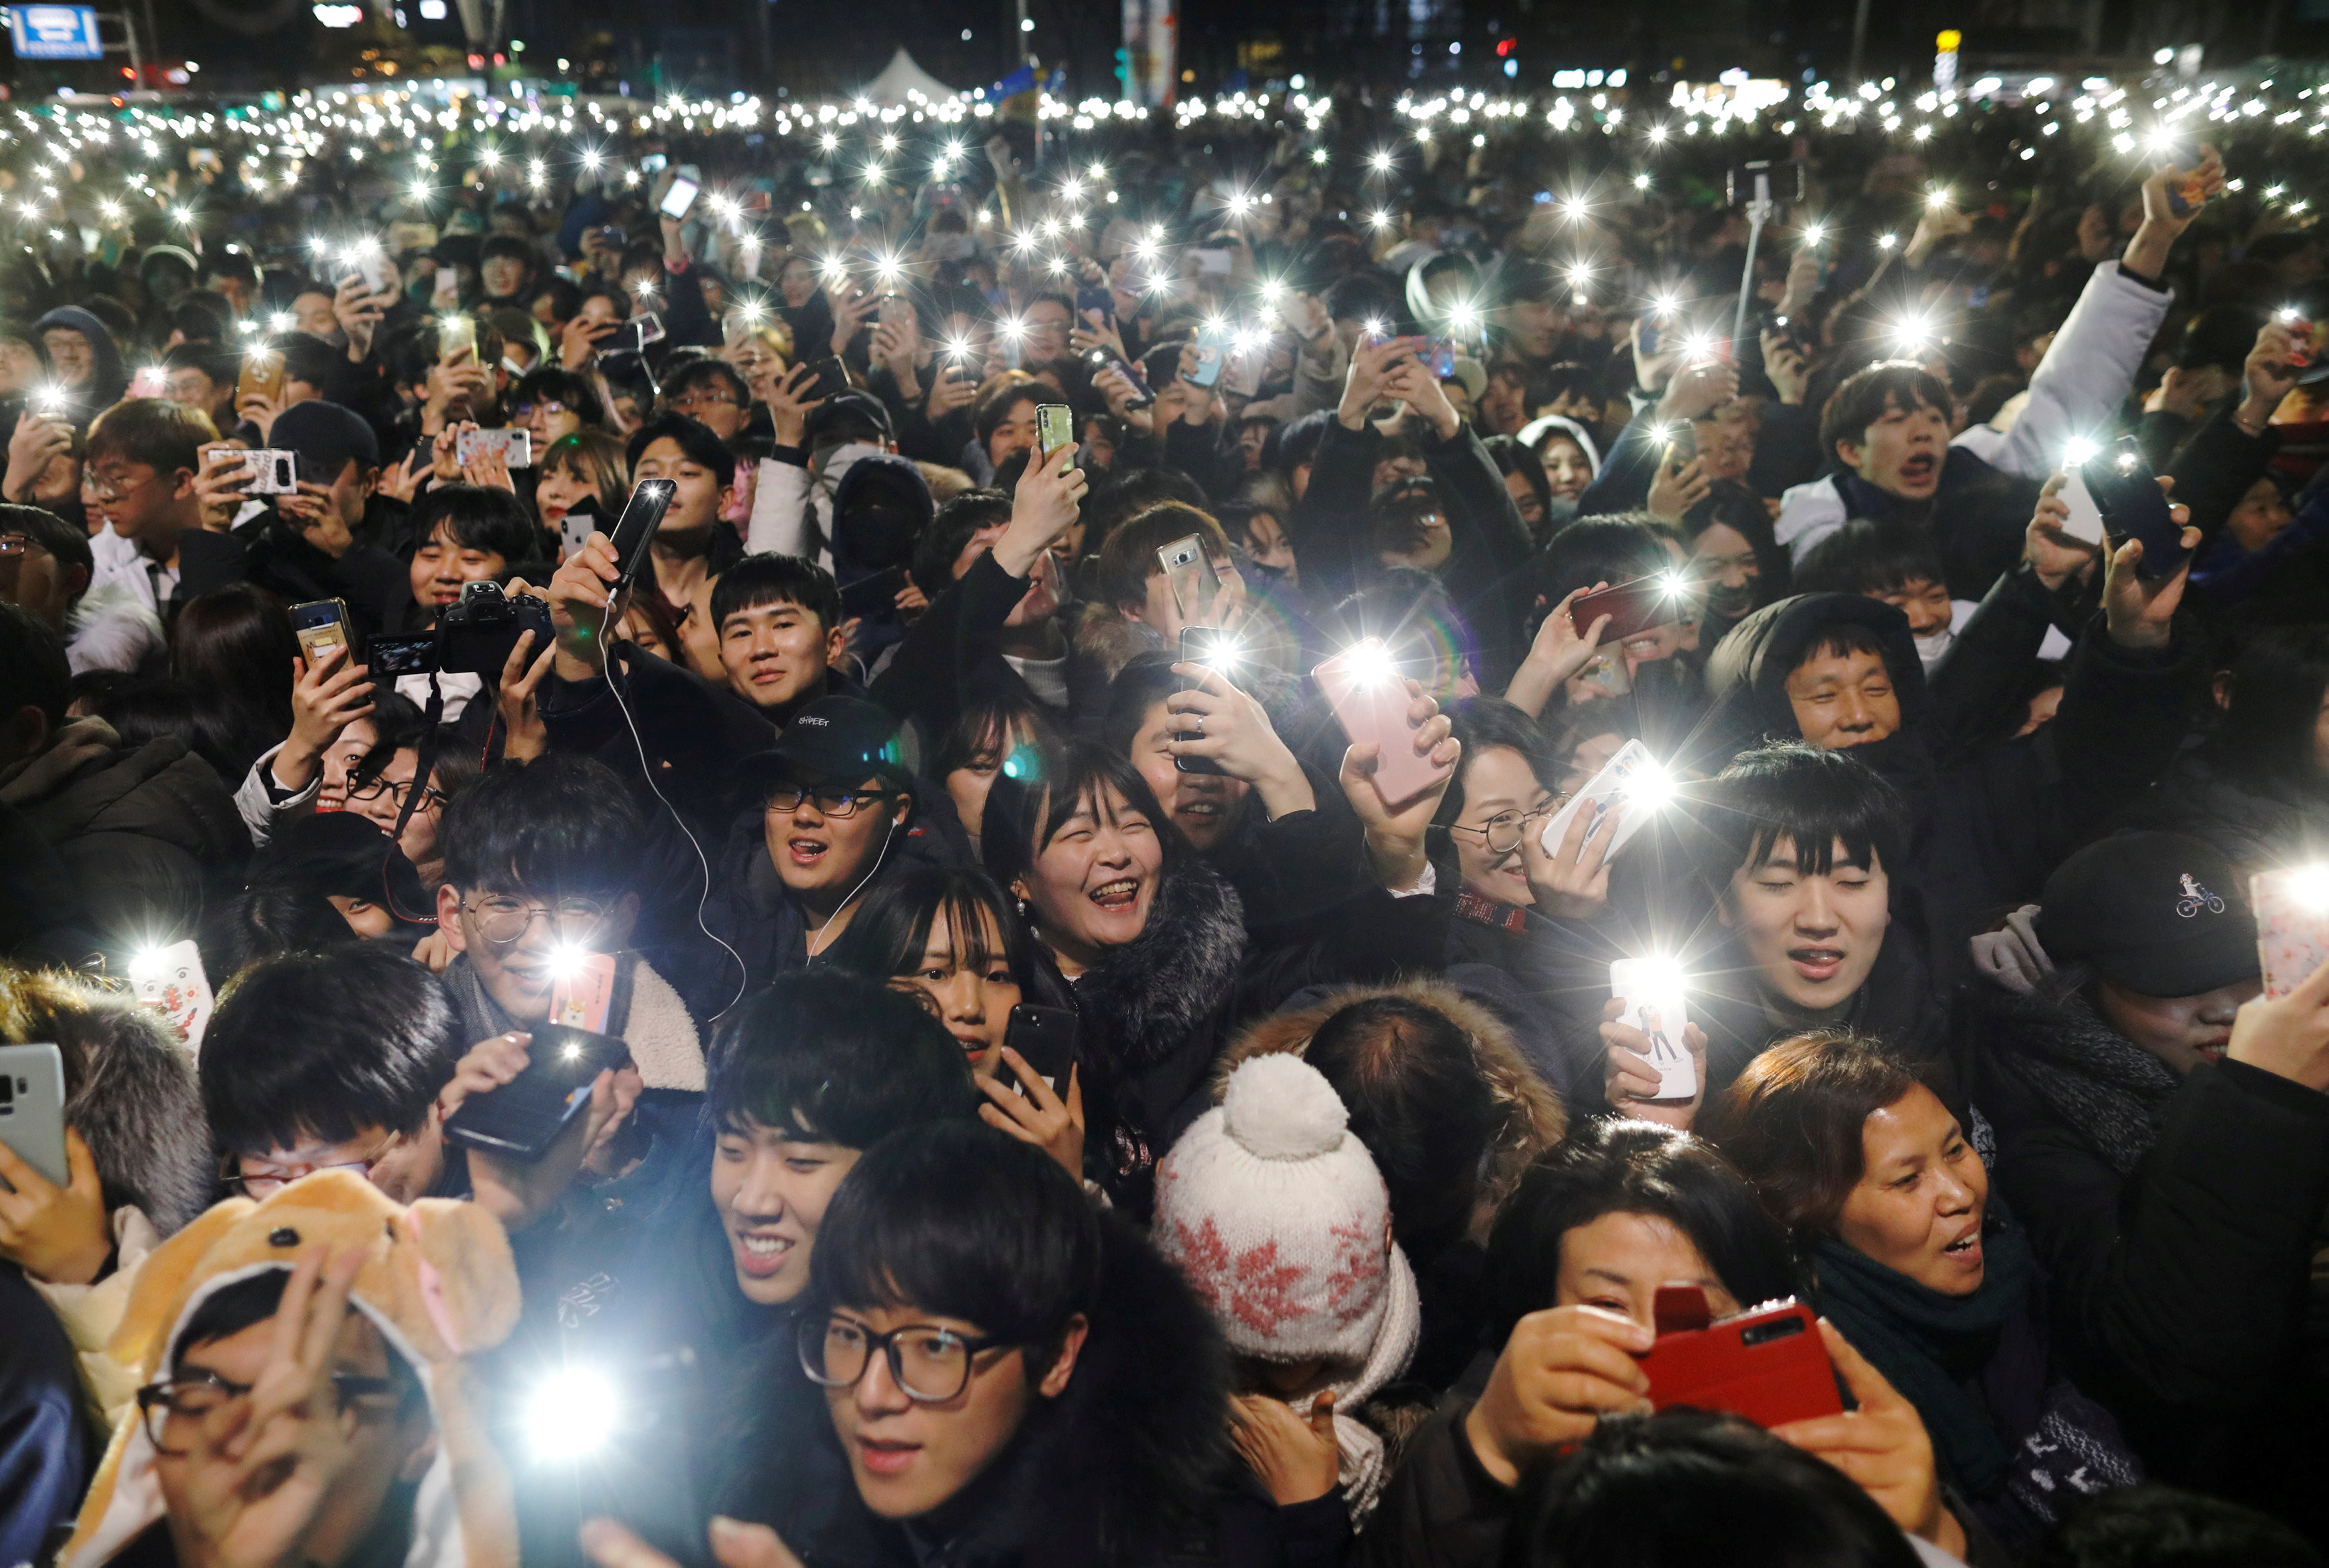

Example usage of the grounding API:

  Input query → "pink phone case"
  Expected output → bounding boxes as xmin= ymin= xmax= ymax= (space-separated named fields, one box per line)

xmin=2252 ymin=871 xmax=2329 ymax=1000
xmin=548 ymin=952 xmax=618 ymax=1033
xmin=1312 ymin=643 xmax=1453 ymax=806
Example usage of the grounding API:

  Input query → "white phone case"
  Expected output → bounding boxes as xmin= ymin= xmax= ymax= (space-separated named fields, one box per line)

xmin=2057 ymin=465 xmax=2107 ymax=546
xmin=132 ymin=939 xmax=214 ymax=1054
xmin=1538 ymin=739 xmax=1660 ymax=863
xmin=1610 ymin=959 xmax=1694 ymax=1100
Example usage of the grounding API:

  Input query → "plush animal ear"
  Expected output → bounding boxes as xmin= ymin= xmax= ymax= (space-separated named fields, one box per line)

xmin=106 ymin=1198 xmax=258 ymax=1373
xmin=402 ymin=1199 xmax=520 ymax=1356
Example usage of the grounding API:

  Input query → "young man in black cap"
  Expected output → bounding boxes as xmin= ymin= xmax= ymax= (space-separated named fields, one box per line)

xmin=225 ymin=399 xmax=409 ymax=630
xmin=1972 ymin=829 xmax=2329 ymax=1527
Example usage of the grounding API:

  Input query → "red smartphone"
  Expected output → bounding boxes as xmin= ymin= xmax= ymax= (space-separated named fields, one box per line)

xmin=1636 ymin=1287 xmax=1841 ymax=1428
xmin=1571 ymin=573 xmax=1684 ymax=643
xmin=1312 ymin=639 xmax=1455 ymax=806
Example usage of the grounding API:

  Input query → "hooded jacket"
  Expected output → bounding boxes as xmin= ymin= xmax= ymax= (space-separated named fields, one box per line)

xmin=1700 ymin=590 xmax=2206 ymax=986
xmin=32 ymin=306 xmax=127 ymax=426
xmin=788 ymin=1213 xmax=1233 ymax=1568
xmin=1 ymin=718 xmax=249 ymax=956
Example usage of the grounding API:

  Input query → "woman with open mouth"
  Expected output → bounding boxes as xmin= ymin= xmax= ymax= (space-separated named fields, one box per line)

xmin=983 ymin=703 xmax=1459 ymax=1215
xmin=1707 ymin=1032 xmax=2144 ymax=1551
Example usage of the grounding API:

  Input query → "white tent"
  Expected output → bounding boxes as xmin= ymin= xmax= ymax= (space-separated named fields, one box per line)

xmin=862 ymin=48 xmax=958 ymax=104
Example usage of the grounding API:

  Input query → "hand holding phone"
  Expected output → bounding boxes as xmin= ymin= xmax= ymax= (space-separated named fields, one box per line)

xmin=2081 ymin=436 xmax=2189 ymax=581
xmin=1637 ymin=1289 xmax=1843 ymax=1427
xmin=1609 ymin=958 xmax=1694 ymax=1100
xmin=1312 ymin=641 xmax=1457 ymax=806
xmin=606 ymin=478 xmax=679 ymax=595
xmin=659 ymin=175 xmax=702 ymax=221
xmin=1570 ymin=573 xmax=1684 ymax=644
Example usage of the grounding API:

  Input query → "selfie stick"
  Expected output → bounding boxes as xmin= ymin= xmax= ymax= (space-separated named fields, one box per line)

xmin=1729 ymin=164 xmax=1775 ymax=351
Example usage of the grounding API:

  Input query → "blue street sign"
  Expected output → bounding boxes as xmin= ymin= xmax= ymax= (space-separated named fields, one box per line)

xmin=9 ymin=5 xmax=103 ymax=60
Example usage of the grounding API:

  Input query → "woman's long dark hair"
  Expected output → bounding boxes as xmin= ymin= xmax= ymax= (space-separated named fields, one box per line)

xmin=169 ymin=582 xmax=299 ymax=777
xmin=822 ymin=863 xmax=1036 ymax=996
xmin=982 ymin=736 xmax=1184 ymax=903
xmin=2205 ymin=625 xmax=2329 ymax=794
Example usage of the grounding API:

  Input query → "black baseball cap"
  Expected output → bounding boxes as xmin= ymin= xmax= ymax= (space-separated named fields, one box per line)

xmin=804 ymin=389 xmax=894 ymax=450
xmin=740 ymin=696 xmax=912 ymax=794
xmin=2036 ymin=832 xmax=2260 ymax=998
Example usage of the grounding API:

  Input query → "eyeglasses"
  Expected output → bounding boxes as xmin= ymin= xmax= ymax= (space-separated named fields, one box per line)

xmin=765 ymin=784 xmax=898 ymax=818
xmin=136 ymin=1370 xmax=401 ymax=1454
xmin=512 ymin=400 xmax=567 ymax=419
xmin=89 ymin=468 xmax=158 ymax=502
xmin=346 ymin=774 xmax=448 ymax=812
xmin=671 ymin=389 xmax=739 ymax=410
xmin=459 ymin=895 xmax=612 ymax=947
xmin=797 ymin=1314 xmax=1007 ymax=1404
xmin=225 ymin=1134 xmax=400 ymax=1199
xmin=1448 ymin=806 xmax=1554 ymax=857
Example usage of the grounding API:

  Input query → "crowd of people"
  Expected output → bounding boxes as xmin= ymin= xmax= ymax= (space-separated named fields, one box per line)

xmin=4 ymin=78 xmax=2329 ymax=1568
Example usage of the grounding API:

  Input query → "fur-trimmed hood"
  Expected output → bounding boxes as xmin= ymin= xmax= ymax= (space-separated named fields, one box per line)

xmin=1210 ymin=979 xmax=1567 ymax=1236
xmin=1069 ymin=600 xmax=1165 ymax=693
xmin=806 ymin=1213 xmax=1232 ymax=1568
xmin=1075 ymin=855 xmax=1248 ymax=1074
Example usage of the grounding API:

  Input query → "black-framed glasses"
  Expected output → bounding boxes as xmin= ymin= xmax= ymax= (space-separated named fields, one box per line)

xmin=797 ymin=1314 xmax=1007 ymax=1404
xmin=764 ymin=784 xmax=898 ymax=819
xmin=512 ymin=400 xmax=568 ymax=419
xmin=136 ymin=1370 xmax=401 ymax=1454
xmin=458 ymin=895 xmax=612 ymax=947
xmin=1448 ymin=806 xmax=1554 ymax=857
xmin=347 ymin=774 xmax=448 ymax=812
xmin=671 ymin=389 xmax=739 ymax=409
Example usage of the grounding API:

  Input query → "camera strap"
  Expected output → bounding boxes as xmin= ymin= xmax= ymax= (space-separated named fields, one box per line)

xmin=387 ymin=669 xmax=448 ymax=851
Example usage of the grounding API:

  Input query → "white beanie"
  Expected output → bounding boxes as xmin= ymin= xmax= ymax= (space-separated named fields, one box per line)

xmin=1153 ymin=1052 xmax=1397 ymax=1365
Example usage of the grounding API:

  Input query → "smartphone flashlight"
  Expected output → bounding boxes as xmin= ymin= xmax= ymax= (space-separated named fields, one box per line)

xmin=2062 ymin=436 xmax=2098 ymax=468
xmin=1622 ymin=759 xmax=1676 ymax=810
xmin=1343 ymin=637 xmax=1399 ymax=685
xmin=2290 ymin=864 xmax=2329 ymax=909
xmin=528 ymin=1367 xmax=618 ymax=1461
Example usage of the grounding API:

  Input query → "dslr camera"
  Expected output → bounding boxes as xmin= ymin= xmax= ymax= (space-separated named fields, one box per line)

xmin=437 ymin=579 xmax=555 ymax=676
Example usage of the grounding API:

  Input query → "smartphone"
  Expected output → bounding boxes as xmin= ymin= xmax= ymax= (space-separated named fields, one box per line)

xmin=290 ymin=597 xmax=356 ymax=667
xmin=0 ymin=1043 xmax=69 ymax=1190
xmin=1638 ymin=1289 xmax=1842 ymax=1428
xmin=2080 ymin=435 xmax=2188 ymax=581
xmin=659 ymin=175 xmax=701 ymax=220
xmin=1417 ymin=334 xmax=1457 ymax=377
xmin=1192 ymin=246 xmax=1233 ymax=275
xmin=205 ymin=446 xmax=299 ymax=496
xmin=838 ymin=565 xmax=908 ymax=619
xmin=455 ymin=427 xmax=534 ymax=469
xmin=130 ymin=365 xmax=168 ymax=398
xmin=1637 ymin=319 xmax=1662 ymax=360
xmin=237 ymin=349 xmax=287 ymax=404
xmin=1157 ymin=533 xmax=1222 ymax=625
xmin=1570 ymin=573 xmax=1684 ymax=643
xmin=607 ymin=478 xmax=679 ymax=595
xmin=1610 ymin=958 xmax=1694 ymax=1100
xmin=1537 ymin=738 xmax=1664 ymax=864
xmin=803 ymin=355 xmax=850 ymax=402
xmin=2252 ymin=869 xmax=2329 ymax=1000
xmin=1173 ymin=626 xmax=1243 ymax=777
xmin=2054 ymin=462 xmax=2108 ymax=547
xmin=1036 ymin=402 xmax=1075 ymax=460
xmin=1085 ymin=347 xmax=1155 ymax=407
xmin=1075 ymin=281 xmax=1114 ymax=321
xmin=548 ymin=952 xmax=619 ymax=1032
xmin=439 ymin=312 xmax=478 ymax=363
xmin=443 ymin=1023 xmax=631 ymax=1163
xmin=435 ymin=265 xmax=458 ymax=299
xmin=1222 ymin=339 xmax=1267 ymax=399
xmin=558 ymin=494 xmax=608 ymax=561
xmin=341 ymin=244 xmax=397 ymax=297
xmin=1187 ymin=325 xmax=1229 ymax=389
xmin=131 ymin=938 xmax=214 ymax=1048
xmin=996 ymin=1005 xmax=1079 ymax=1098
xmin=1312 ymin=639 xmax=1455 ymax=806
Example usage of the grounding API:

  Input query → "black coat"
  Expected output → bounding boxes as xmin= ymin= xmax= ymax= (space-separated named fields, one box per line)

xmin=1972 ymin=975 xmax=2329 ymax=1537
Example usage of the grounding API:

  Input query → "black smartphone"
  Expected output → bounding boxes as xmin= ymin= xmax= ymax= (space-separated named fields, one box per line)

xmin=1173 ymin=625 xmax=1242 ymax=776
xmin=443 ymin=1024 xmax=631 ymax=1162
xmin=1075 ymin=281 xmax=1114 ymax=322
xmin=838 ymin=565 xmax=908 ymax=618
xmin=997 ymin=1005 xmax=1078 ymax=1098
xmin=803 ymin=355 xmax=850 ymax=402
xmin=606 ymin=478 xmax=679 ymax=595
xmin=1085 ymin=347 xmax=1155 ymax=408
xmin=2080 ymin=435 xmax=2189 ymax=581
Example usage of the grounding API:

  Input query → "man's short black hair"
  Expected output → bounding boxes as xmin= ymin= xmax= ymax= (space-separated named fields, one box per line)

xmin=479 ymin=234 xmax=537 ymax=271
xmin=1817 ymin=362 xmax=1953 ymax=463
xmin=709 ymin=551 xmax=842 ymax=636
xmin=202 ymin=946 xmax=461 ymax=1154
xmin=663 ymin=357 xmax=750 ymax=407
xmin=0 ymin=601 xmax=70 ymax=726
xmin=162 ymin=341 xmax=238 ymax=387
xmin=439 ymin=753 xmax=643 ymax=898
xmin=278 ymin=332 xmax=340 ymax=392
xmin=1700 ymin=740 xmax=1908 ymax=885
xmin=0 ymin=503 xmax=91 ymax=582
xmin=626 ymin=412 xmax=733 ymax=476
xmin=1324 ymin=271 xmax=1399 ymax=326
xmin=1792 ymin=518 xmax=1946 ymax=598
xmin=808 ymin=1119 xmax=1099 ymax=1355
xmin=910 ymin=489 xmax=1013 ymax=597
xmin=706 ymin=972 xmax=976 ymax=1147
xmin=407 ymin=484 xmax=546 ymax=568
xmin=202 ymin=249 xmax=259 ymax=286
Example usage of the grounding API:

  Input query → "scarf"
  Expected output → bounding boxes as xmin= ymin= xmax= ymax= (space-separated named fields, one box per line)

xmin=1812 ymin=1221 xmax=2034 ymax=1494
xmin=1986 ymin=979 xmax=2181 ymax=1178
xmin=1291 ymin=1244 xmax=1421 ymax=1527
xmin=443 ymin=954 xmax=522 ymax=1046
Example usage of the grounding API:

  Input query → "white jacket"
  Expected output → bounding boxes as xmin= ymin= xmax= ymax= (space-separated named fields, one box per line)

xmin=65 ymin=579 xmax=164 ymax=675
xmin=1775 ymin=259 xmax=2173 ymax=563
xmin=745 ymin=440 xmax=890 ymax=573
